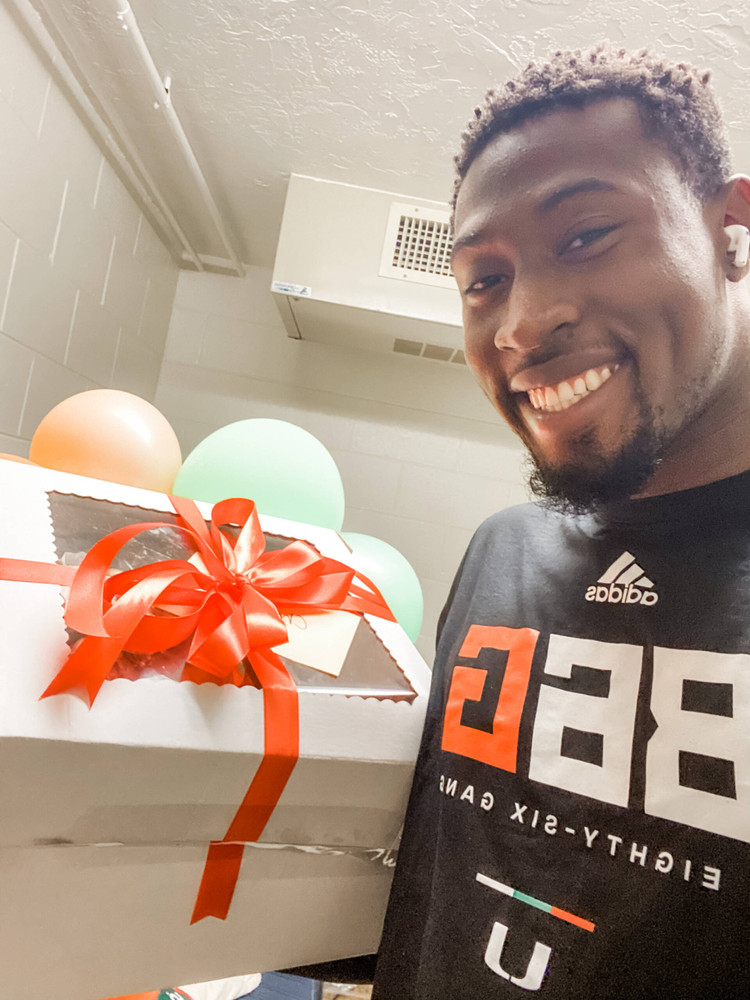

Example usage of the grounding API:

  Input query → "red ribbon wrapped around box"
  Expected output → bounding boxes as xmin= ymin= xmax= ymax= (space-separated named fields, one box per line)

xmin=0 ymin=494 xmax=395 ymax=923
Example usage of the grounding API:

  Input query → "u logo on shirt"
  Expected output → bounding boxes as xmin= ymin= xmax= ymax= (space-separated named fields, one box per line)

xmin=485 ymin=920 xmax=552 ymax=991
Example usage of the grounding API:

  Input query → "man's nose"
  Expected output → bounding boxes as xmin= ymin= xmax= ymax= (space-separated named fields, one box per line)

xmin=494 ymin=273 xmax=581 ymax=352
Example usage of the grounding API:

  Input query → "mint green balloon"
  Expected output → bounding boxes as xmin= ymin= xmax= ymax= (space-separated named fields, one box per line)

xmin=173 ymin=419 xmax=345 ymax=529
xmin=341 ymin=532 xmax=423 ymax=642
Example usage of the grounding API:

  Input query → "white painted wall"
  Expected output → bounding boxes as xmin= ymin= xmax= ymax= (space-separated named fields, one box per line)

xmin=156 ymin=266 xmax=529 ymax=662
xmin=0 ymin=4 xmax=178 ymax=459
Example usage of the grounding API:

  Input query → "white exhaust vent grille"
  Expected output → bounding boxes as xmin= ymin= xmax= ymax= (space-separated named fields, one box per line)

xmin=393 ymin=338 xmax=466 ymax=364
xmin=380 ymin=202 xmax=455 ymax=290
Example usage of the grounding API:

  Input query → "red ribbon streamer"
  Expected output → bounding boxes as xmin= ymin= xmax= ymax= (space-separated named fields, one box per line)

xmin=0 ymin=558 xmax=76 ymax=587
xmin=0 ymin=494 xmax=394 ymax=922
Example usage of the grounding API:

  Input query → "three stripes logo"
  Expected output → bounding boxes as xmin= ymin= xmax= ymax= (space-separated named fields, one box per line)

xmin=585 ymin=551 xmax=659 ymax=606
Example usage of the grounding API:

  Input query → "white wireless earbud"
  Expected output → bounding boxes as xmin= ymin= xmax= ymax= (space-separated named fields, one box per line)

xmin=725 ymin=224 xmax=750 ymax=268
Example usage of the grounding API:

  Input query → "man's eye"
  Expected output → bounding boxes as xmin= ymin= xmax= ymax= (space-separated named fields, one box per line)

xmin=464 ymin=274 xmax=508 ymax=296
xmin=564 ymin=225 xmax=619 ymax=252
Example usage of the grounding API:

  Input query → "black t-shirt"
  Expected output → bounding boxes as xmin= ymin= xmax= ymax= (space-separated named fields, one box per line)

xmin=373 ymin=472 xmax=750 ymax=998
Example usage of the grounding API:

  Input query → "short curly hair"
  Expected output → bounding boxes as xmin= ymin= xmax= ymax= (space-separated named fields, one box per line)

xmin=452 ymin=43 xmax=732 ymax=220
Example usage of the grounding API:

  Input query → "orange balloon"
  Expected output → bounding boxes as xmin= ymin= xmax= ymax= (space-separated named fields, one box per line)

xmin=0 ymin=453 xmax=36 ymax=464
xmin=29 ymin=390 xmax=182 ymax=492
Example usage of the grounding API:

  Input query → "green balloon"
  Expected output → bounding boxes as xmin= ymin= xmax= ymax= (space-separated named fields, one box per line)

xmin=341 ymin=531 xmax=423 ymax=642
xmin=172 ymin=419 xmax=345 ymax=529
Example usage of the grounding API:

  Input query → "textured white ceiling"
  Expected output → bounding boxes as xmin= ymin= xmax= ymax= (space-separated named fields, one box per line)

xmin=30 ymin=0 xmax=750 ymax=267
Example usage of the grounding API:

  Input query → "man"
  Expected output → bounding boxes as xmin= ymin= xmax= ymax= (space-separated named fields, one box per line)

xmin=371 ymin=45 xmax=750 ymax=997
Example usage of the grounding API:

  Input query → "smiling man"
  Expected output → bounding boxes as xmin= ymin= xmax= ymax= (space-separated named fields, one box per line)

xmin=371 ymin=46 xmax=750 ymax=998
xmin=453 ymin=83 xmax=750 ymax=511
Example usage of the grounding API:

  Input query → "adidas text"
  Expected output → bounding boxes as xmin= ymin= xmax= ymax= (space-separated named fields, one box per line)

xmin=585 ymin=583 xmax=658 ymax=606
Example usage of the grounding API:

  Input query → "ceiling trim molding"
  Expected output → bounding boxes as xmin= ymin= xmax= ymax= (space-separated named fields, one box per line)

xmin=9 ymin=0 xmax=244 ymax=275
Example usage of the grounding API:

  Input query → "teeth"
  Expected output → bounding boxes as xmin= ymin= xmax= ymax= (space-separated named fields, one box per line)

xmin=526 ymin=364 xmax=619 ymax=413
xmin=558 ymin=381 xmax=574 ymax=404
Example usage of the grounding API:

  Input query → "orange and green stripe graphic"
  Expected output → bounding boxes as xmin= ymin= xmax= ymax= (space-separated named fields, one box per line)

xmin=476 ymin=872 xmax=596 ymax=932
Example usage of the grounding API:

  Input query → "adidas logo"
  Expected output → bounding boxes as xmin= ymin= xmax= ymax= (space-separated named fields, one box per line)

xmin=585 ymin=551 xmax=658 ymax=606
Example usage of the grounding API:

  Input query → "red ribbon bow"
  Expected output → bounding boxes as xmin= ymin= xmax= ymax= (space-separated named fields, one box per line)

xmin=0 ymin=494 xmax=394 ymax=922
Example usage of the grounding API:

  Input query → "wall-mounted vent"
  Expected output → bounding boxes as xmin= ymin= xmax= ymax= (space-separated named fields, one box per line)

xmin=272 ymin=176 xmax=463 ymax=355
xmin=393 ymin=338 xmax=467 ymax=364
xmin=379 ymin=202 xmax=455 ymax=290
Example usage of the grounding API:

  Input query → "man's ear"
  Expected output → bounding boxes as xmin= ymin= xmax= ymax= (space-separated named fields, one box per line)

xmin=721 ymin=175 xmax=750 ymax=281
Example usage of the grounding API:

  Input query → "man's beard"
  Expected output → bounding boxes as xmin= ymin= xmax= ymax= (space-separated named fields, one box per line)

xmin=522 ymin=394 xmax=665 ymax=514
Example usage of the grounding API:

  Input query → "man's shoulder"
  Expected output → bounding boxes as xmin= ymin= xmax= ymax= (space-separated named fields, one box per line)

xmin=455 ymin=499 xmax=589 ymax=590
xmin=450 ymin=500 xmax=564 ymax=587
xmin=474 ymin=497 xmax=565 ymax=542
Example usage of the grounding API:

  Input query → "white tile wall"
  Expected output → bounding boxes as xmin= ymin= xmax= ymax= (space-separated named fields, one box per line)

xmin=156 ymin=266 xmax=529 ymax=660
xmin=65 ymin=291 xmax=121 ymax=384
xmin=111 ymin=335 xmax=164 ymax=400
xmin=0 ymin=334 xmax=33 ymax=437
xmin=0 ymin=6 xmax=49 ymax=136
xmin=0 ymin=88 xmax=63 ymax=255
xmin=18 ymin=356 xmax=96 ymax=440
xmin=3 ymin=239 xmax=79 ymax=360
xmin=0 ymin=7 xmax=179 ymax=459
xmin=0 ymin=219 xmax=19 ymax=319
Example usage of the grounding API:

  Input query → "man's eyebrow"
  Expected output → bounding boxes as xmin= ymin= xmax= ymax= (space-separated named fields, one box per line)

xmin=539 ymin=178 xmax=618 ymax=213
xmin=450 ymin=179 xmax=618 ymax=264
xmin=450 ymin=230 xmax=483 ymax=264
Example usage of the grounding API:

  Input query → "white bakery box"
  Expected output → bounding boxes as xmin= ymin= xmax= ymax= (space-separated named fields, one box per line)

xmin=0 ymin=460 xmax=431 ymax=1000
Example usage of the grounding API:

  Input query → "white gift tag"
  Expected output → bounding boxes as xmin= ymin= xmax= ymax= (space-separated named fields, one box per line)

xmin=272 ymin=610 xmax=360 ymax=676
